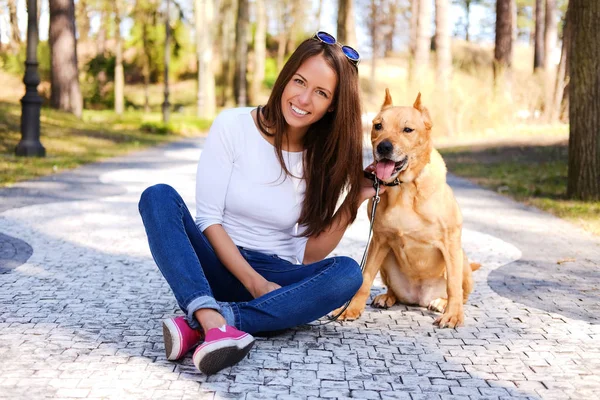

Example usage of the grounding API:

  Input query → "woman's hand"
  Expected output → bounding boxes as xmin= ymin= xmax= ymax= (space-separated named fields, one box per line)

xmin=360 ymin=162 xmax=386 ymax=203
xmin=248 ymin=277 xmax=281 ymax=299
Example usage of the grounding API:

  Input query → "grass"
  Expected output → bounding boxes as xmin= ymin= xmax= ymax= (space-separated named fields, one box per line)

xmin=0 ymin=101 xmax=212 ymax=187
xmin=440 ymin=141 xmax=600 ymax=236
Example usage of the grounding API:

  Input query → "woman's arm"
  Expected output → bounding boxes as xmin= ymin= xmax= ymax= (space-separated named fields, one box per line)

xmin=302 ymin=198 xmax=355 ymax=264
xmin=302 ymin=164 xmax=385 ymax=264
xmin=203 ymin=224 xmax=281 ymax=298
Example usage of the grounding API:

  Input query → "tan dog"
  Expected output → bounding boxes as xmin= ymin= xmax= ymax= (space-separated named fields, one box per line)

xmin=337 ymin=89 xmax=479 ymax=328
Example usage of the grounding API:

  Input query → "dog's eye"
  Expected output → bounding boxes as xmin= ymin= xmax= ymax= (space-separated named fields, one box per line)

xmin=403 ymin=127 xmax=414 ymax=133
xmin=374 ymin=123 xmax=383 ymax=130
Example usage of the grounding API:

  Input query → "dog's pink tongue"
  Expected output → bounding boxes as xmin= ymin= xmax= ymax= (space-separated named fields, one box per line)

xmin=375 ymin=160 xmax=395 ymax=180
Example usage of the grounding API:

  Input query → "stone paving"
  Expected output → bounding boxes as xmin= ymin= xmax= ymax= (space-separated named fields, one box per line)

xmin=1 ymin=138 xmax=599 ymax=400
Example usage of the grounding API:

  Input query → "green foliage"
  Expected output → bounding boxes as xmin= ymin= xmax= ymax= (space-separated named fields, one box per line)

xmin=0 ymin=41 xmax=51 ymax=81
xmin=263 ymin=57 xmax=278 ymax=89
xmin=128 ymin=5 xmax=195 ymax=85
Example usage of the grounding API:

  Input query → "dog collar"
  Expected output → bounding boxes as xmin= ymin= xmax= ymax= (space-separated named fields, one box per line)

xmin=363 ymin=171 xmax=401 ymax=187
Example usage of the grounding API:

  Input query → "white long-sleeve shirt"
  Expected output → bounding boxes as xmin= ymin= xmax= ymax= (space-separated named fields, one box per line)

xmin=195 ymin=107 xmax=308 ymax=264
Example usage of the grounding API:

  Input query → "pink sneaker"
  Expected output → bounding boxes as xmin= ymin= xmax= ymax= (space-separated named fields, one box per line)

xmin=162 ymin=316 xmax=203 ymax=361
xmin=192 ymin=325 xmax=255 ymax=375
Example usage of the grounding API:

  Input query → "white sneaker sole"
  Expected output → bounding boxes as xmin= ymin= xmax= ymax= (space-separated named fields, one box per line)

xmin=193 ymin=334 xmax=255 ymax=375
xmin=162 ymin=318 xmax=183 ymax=361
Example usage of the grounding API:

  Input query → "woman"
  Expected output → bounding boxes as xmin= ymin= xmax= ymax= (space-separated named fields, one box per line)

xmin=138 ymin=32 xmax=383 ymax=375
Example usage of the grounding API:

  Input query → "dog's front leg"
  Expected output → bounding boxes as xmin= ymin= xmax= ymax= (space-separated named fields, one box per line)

xmin=434 ymin=228 xmax=464 ymax=328
xmin=334 ymin=239 xmax=390 ymax=320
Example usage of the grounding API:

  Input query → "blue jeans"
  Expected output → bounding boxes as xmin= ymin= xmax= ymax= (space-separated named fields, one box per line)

xmin=138 ymin=184 xmax=363 ymax=334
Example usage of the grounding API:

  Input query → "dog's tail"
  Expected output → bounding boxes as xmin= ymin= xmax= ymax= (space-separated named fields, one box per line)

xmin=470 ymin=262 xmax=481 ymax=272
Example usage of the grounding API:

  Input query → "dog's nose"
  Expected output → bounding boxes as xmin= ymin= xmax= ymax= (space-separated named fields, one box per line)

xmin=376 ymin=140 xmax=394 ymax=156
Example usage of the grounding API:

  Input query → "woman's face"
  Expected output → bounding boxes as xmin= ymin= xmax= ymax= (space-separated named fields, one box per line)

xmin=280 ymin=54 xmax=338 ymax=134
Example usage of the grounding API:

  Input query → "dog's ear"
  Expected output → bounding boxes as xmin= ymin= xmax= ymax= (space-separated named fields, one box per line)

xmin=381 ymin=88 xmax=393 ymax=111
xmin=413 ymin=92 xmax=433 ymax=130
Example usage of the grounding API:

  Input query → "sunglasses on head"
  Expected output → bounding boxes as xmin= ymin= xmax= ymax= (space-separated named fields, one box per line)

xmin=312 ymin=31 xmax=360 ymax=67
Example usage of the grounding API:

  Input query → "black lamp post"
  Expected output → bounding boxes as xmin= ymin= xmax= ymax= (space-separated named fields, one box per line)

xmin=16 ymin=0 xmax=45 ymax=157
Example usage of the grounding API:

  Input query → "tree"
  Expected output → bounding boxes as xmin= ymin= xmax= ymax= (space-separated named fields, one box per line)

xmin=452 ymin=0 xmax=483 ymax=42
xmin=367 ymin=0 xmax=382 ymax=95
xmin=250 ymin=0 xmax=266 ymax=106
xmin=162 ymin=0 xmax=171 ymax=123
xmin=382 ymin=0 xmax=405 ymax=57
xmin=408 ymin=0 xmax=419 ymax=82
xmin=567 ymin=0 xmax=600 ymax=200
xmin=49 ymin=0 xmax=83 ymax=118
xmin=435 ymin=0 xmax=453 ymax=135
xmin=196 ymin=0 xmax=216 ymax=117
xmin=533 ymin=0 xmax=544 ymax=70
xmin=337 ymin=0 xmax=357 ymax=48
xmin=114 ymin=1 xmax=125 ymax=115
xmin=315 ymin=0 xmax=323 ymax=30
xmin=75 ymin=0 xmax=90 ymax=42
xmin=234 ymin=0 xmax=249 ymax=106
xmin=8 ymin=0 xmax=21 ymax=48
xmin=544 ymin=0 xmax=557 ymax=70
xmin=494 ymin=0 xmax=513 ymax=90
xmin=546 ymin=3 xmax=569 ymax=122
xmin=274 ymin=0 xmax=291 ymax=71
xmin=216 ymin=0 xmax=237 ymax=107
xmin=413 ymin=0 xmax=432 ymax=82
xmin=131 ymin=0 xmax=161 ymax=112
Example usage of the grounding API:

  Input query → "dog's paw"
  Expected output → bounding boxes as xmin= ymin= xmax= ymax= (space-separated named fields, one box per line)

xmin=434 ymin=307 xmax=464 ymax=329
xmin=331 ymin=305 xmax=364 ymax=321
xmin=372 ymin=293 xmax=397 ymax=309
xmin=428 ymin=298 xmax=447 ymax=313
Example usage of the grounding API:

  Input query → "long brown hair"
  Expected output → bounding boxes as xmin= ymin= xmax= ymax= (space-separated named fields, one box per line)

xmin=257 ymin=38 xmax=363 ymax=237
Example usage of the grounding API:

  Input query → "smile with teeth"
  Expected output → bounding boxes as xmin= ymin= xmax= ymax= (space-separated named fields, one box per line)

xmin=290 ymin=104 xmax=309 ymax=116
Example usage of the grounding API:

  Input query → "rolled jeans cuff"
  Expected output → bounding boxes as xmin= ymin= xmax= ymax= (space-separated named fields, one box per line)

xmin=185 ymin=295 xmax=221 ymax=330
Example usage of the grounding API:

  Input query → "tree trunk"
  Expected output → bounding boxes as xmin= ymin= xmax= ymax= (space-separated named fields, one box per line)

xmin=75 ymin=0 xmax=90 ymax=42
xmin=408 ymin=0 xmax=419 ymax=84
xmin=510 ymin=0 xmax=516 ymax=66
xmin=162 ymin=0 xmax=171 ymax=124
xmin=435 ymin=0 xmax=451 ymax=87
xmin=114 ymin=3 xmax=124 ymax=115
xmin=547 ymin=7 xmax=569 ymax=123
xmin=96 ymin=7 xmax=109 ymax=55
xmin=250 ymin=0 xmax=266 ymax=106
xmin=275 ymin=0 xmax=288 ymax=71
xmin=49 ymin=0 xmax=83 ymax=118
xmin=369 ymin=0 xmax=378 ymax=95
xmin=465 ymin=0 xmax=470 ymax=42
xmin=435 ymin=0 xmax=453 ymax=136
xmin=337 ymin=0 xmax=357 ymax=48
xmin=234 ymin=0 xmax=249 ymax=106
xmin=567 ymin=0 xmax=600 ymax=200
xmin=196 ymin=0 xmax=216 ymax=118
xmin=414 ymin=0 xmax=431 ymax=73
xmin=142 ymin=23 xmax=151 ymax=113
xmin=494 ymin=0 xmax=513 ymax=91
xmin=384 ymin=0 xmax=399 ymax=57
xmin=8 ymin=0 xmax=21 ymax=47
xmin=544 ymin=0 xmax=557 ymax=70
xmin=315 ymin=0 xmax=323 ymax=30
xmin=534 ymin=0 xmax=544 ymax=70
xmin=286 ymin=0 xmax=304 ymax=54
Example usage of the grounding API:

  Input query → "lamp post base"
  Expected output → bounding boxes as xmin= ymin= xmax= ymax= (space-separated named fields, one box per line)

xmin=16 ymin=59 xmax=45 ymax=158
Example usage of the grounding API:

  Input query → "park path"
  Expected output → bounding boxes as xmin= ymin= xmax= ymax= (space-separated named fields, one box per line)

xmin=1 ymin=137 xmax=599 ymax=400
